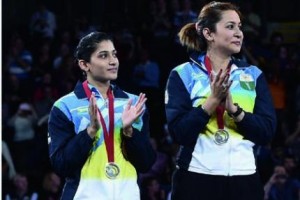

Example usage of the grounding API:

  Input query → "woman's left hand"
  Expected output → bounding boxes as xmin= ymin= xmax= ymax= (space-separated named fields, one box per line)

xmin=122 ymin=93 xmax=147 ymax=129
xmin=225 ymin=93 xmax=236 ymax=113
xmin=225 ymin=93 xmax=245 ymax=122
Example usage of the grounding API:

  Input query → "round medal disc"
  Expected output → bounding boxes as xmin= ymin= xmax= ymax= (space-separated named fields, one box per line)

xmin=105 ymin=162 xmax=120 ymax=179
xmin=214 ymin=129 xmax=229 ymax=145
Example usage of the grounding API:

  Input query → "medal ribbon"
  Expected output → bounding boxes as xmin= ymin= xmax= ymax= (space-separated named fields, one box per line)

xmin=204 ymin=56 xmax=231 ymax=130
xmin=83 ymin=80 xmax=115 ymax=162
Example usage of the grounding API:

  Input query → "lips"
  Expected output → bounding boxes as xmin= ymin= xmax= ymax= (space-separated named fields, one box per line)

xmin=108 ymin=68 xmax=118 ymax=72
xmin=232 ymin=41 xmax=241 ymax=45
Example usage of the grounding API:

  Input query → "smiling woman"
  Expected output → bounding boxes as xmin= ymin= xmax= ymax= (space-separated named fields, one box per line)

xmin=47 ymin=31 xmax=156 ymax=200
xmin=78 ymin=39 xmax=119 ymax=84
xmin=165 ymin=1 xmax=276 ymax=200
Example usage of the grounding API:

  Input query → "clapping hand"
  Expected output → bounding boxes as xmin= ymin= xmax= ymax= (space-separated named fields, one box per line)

xmin=121 ymin=93 xmax=147 ymax=136
xmin=210 ymin=68 xmax=232 ymax=102
xmin=87 ymin=92 xmax=101 ymax=138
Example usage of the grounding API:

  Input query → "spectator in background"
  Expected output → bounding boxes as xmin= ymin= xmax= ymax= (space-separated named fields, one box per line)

xmin=53 ymin=43 xmax=71 ymax=69
xmin=264 ymin=165 xmax=300 ymax=200
xmin=141 ymin=176 xmax=166 ymax=200
xmin=285 ymin=116 xmax=300 ymax=164
xmin=32 ymin=41 xmax=53 ymax=80
xmin=149 ymin=0 xmax=172 ymax=39
xmin=172 ymin=0 xmax=197 ymax=44
xmin=132 ymin=47 xmax=163 ymax=139
xmin=8 ymin=102 xmax=38 ymax=173
xmin=3 ymin=74 xmax=28 ymax=114
xmin=29 ymin=2 xmax=56 ymax=41
xmin=133 ymin=48 xmax=160 ymax=98
xmin=2 ymin=141 xmax=17 ymax=180
xmin=114 ymin=27 xmax=137 ymax=93
xmin=53 ymin=53 xmax=81 ymax=95
xmin=282 ymin=154 xmax=300 ymax=180
xmin=146 ymin=0 xmax=172 ymax=58
xmin=269 ymin=32 xmax=285 ymax=52
xmin=4 ymin=173 xmax=38 ymax=200
xmin=240 ymin=0 xmax=262 ymax=43
xmin=2 ymin=155 xmax=13 ymax=199
xmin=6 ymin=36 xmax=33 ymax=83
xmin=74 ymin=15 xmax=97 ymax=40
xmin=33 ymin=72 xmax=59 ymax=117
xmin=267 ymin=51 xmax=288 ymax=147
xmin=32 ymin=73 xmax=59 ymax=176
xmin=139 ymin=138 xmax=169 ymax=183
xmin=38 ymin=171 xmax=62 ymax=200
xmin=168 ymin=0 xmax=180 ymax=35
xmin=2 ymin=141 xmax=17 ymax=199
xmin=52 ymin=30 xmax=75 ymax=71
xmin=255 ymin=142 xmax=277 ymax=185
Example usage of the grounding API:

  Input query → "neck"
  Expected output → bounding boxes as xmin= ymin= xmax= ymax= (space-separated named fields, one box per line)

xmin=206 ymin=50 xmax=231 ymax=72
xmin=87 ymin=78 xmax=110 ymax=98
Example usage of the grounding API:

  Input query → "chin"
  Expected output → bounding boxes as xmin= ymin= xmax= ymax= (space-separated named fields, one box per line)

xmin=231 ymin=48 xmax=241 ymax=55
xmin=110 ymin=75 xmax=118 ymax=80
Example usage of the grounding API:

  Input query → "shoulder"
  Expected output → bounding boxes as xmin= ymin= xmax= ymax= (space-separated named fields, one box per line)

xmin=53 ymin=92 xmax=76 ymax=108
xmin=232 ymin=57 xmax=251 ymax=68
xmin=113 ymin=84 xmax=142 ymax=102
xmin=51 ymin=91 xmax=78 ymax=116
xmin=170 ymin=62 xmax=198 ymax=79
xmin=112 ymin=84 xmax=133 ymax=98
xmin=232 ymin=57 xmax=263 ymax=78
xmin=173 ymin=62 xmax=191 ymax=71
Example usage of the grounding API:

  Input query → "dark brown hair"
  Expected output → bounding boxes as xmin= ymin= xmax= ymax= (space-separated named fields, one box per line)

xmin=74 ymin=31 xmax=114 ymax=62
xmin=178 ymin=1 xmax=241 ymax=52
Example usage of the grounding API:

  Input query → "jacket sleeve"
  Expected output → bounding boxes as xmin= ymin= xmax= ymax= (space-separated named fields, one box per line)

xmin=121 ymin=109 xmax=156 ymax=173
xmin=48 ymin=106 xmax=94 ymax=177
xmin=165 ymin=70 xmax=210 ymax=146
xmin=236 ymin=73 xmax=277 ymax=145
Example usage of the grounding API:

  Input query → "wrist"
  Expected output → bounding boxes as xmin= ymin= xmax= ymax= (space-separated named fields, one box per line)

xmin=122 ymin=126 xmax=133 ymax=138
xmin=228 ymin=103 xmax=244 ymax=122
xmin=207 ymin=96 xmax=221 ymax=106
xmin=201 ymin=97 xmax=220 ymax=115
xmin=228 ymin=103 xmax=243 ymax=118
xmin=201 ymin=105 xmax=211 ymax=116
xmin=228 ymin=104 xmax=238 ymax=114
xmin=87 ymin=125 xmax=98 ymax=139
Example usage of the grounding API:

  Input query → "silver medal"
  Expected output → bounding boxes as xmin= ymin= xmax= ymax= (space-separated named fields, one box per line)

xmin=214 ymin=129 xmax=229 ymax=145
xmin=105 ymin=162 xmax=120 ymax=179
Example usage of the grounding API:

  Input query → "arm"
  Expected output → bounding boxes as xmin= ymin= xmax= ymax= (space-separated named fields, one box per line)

xmin=121 ymin=109 xmax=156 ymax=173
xmin=165 ymin=70 xmax=210 ymax=146
xmin=120 ymin=93 xmax=156 ymax=173
xmin=236 ymin=73 xmax=277 ymax=145
xmin=48 ymin=106 xmax=94 ymax=177
xmin=263 ymin=173 xmax=277 ymax=200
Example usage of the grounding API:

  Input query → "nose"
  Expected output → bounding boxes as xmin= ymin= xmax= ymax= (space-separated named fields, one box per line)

xmin=235 ymin=28 xmax=243 ymax=39
xmin=109 ymin=55 xmax=118 ymax=65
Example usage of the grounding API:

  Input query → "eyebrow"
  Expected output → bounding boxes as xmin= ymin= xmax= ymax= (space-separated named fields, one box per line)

xmin=225 ymin=21 xmax=242 ymax=26
xmin=226 ymin=21 xmax=241 ymax=24
xmin=97 ymin=49 xmax=117 ymax=54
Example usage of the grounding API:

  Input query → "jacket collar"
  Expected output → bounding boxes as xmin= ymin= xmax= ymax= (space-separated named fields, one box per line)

xmin=189 ymin=51 xmax=250 ymax=73
xmin=74 ymin=80 xmax=128 ymax=99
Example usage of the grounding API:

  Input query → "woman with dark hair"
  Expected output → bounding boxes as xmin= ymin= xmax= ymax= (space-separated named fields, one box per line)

xmin=48 ymin=31 xmax=156 ymax=200
xmin=165 ymin=2 xmax=276 ymax=200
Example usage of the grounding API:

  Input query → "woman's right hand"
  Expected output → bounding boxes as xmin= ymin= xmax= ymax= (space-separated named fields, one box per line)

xmin=87 ymin=92 xmax=100 ymax=139
xmin=210 ymin=68 xmax=231 ymax=101
xmin=202 ymin=68 xmax=232 ymax=115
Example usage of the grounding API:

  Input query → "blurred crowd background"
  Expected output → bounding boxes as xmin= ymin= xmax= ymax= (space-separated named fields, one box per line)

xmin=2 ymin=0 xmax=300 ymax=199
